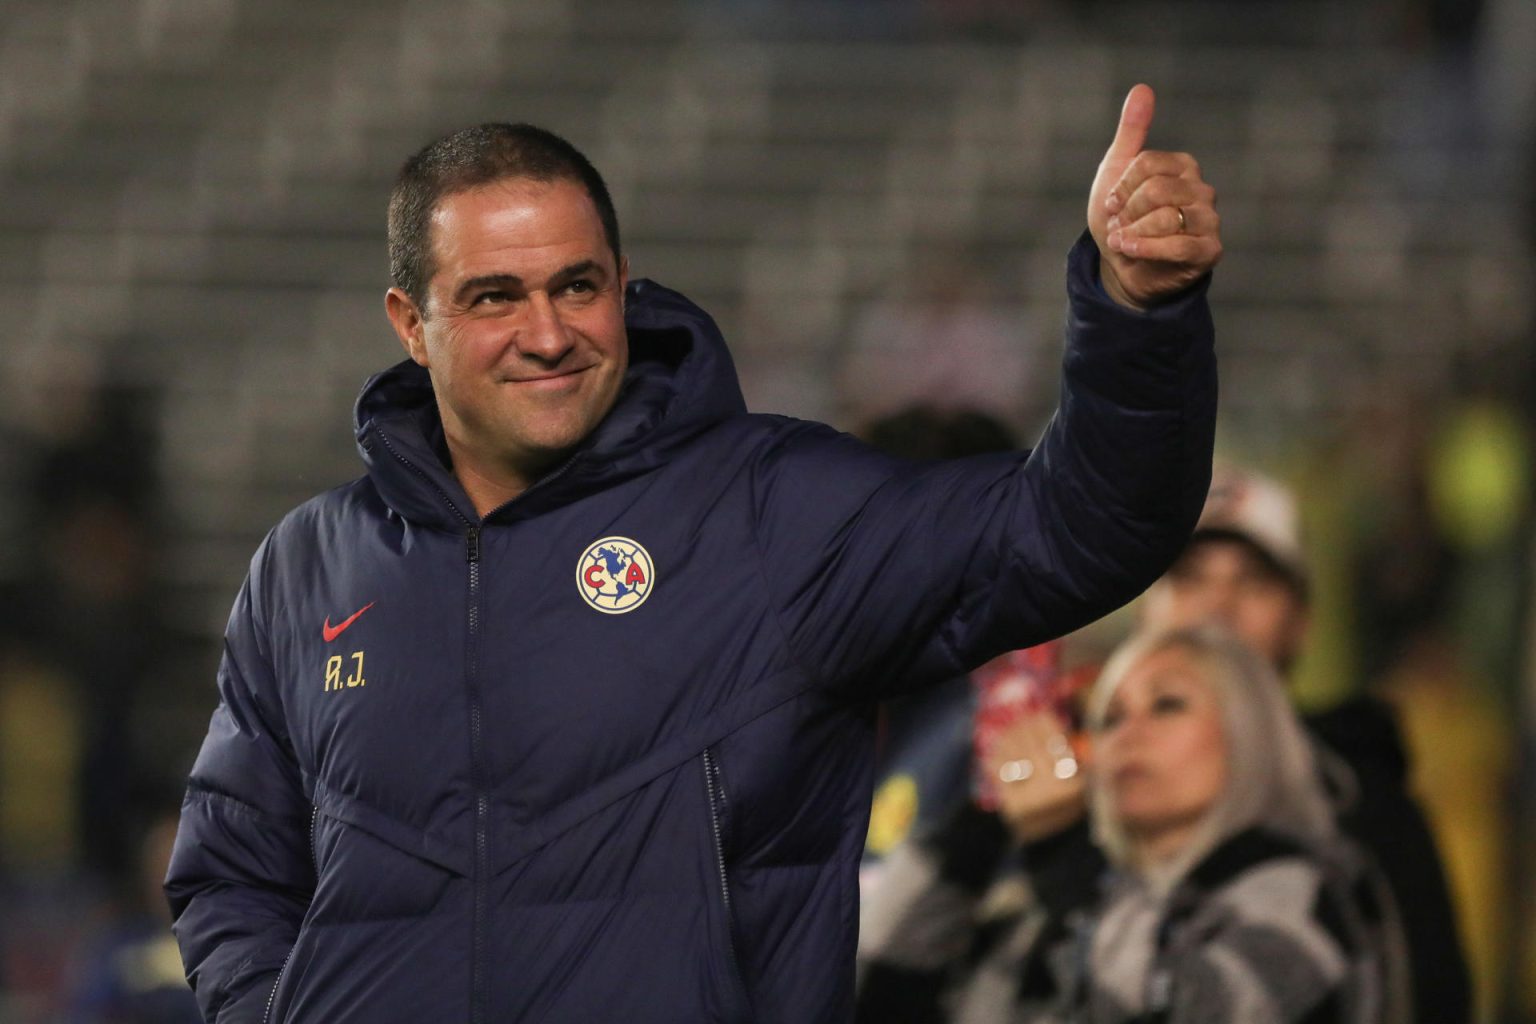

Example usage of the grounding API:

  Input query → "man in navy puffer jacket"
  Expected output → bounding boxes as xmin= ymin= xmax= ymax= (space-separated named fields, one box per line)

xmin=166 ymin=84 xmax=1222 ymax=1023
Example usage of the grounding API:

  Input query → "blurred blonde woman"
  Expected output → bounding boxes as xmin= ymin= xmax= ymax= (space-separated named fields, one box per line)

xmin=943 ymin=625 xmax=1405 ymax=1024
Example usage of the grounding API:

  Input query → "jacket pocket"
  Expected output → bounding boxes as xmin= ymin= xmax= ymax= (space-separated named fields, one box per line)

xmin=703 ymin=747 xmax=751 ymax=1015
xmin=261 ymin=805 xmax=320 ymax=1024
xmin=263 ymin=798 xmax=470 ymax=1022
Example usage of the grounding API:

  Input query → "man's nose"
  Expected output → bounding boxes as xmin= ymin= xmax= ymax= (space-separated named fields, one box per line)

xmin=517 ymin=292 xmax=574 ymax=363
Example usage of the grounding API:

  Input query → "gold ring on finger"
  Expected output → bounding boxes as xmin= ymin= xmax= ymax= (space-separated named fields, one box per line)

xmin=1176 ymin=206 xmax=1188 ymax=233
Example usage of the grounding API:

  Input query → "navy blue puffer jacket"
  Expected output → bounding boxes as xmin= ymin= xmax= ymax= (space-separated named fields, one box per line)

xmin=165 ymin=235 xmax=1216 ymax=1023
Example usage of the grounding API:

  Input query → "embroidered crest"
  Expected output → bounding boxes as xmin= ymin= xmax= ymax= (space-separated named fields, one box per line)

xmin=576 ymin=537 xmax=656 ymax=614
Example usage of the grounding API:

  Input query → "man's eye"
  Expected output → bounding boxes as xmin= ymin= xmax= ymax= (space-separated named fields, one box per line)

xmin=1151 ymin=695 xmax=1188 ymax=715
xmin=474 ymin=291 xmax=508 ymax=305
xmin=563 ymin=279 xmax=594 ymax=295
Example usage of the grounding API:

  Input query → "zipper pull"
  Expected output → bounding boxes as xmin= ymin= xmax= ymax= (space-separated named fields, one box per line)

xmin=465 ymin=525 xmax=481 ymax=563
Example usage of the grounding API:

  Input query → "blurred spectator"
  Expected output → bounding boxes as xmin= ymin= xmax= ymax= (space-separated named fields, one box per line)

xmin=1 ymin=367 xmax=173 ymax=886
xmin=1313 ymin=379 xmax=1526 ymax=1017
xmin=1397 ymin=386 xmax=1526 ymax=1018
xmin=866 ymin=625 xmax=1403 ymax=1023
xmin=858 ymin=461 xmax=1470 ymax=1023
xmin=0 ymin=361 xmax=198 ymax=1019
xmin=1381 ymin=630 xmax=1513 ymax=1023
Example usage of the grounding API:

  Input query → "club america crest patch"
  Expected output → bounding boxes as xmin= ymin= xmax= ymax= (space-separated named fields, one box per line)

xmin=576 ymin=537 xmax=656 ymax=614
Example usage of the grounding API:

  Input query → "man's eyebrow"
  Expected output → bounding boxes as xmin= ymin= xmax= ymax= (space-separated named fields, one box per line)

xmin=549 ymin=259 xmax=606 ymax=285
xmin=454 ymin=273 xmax=522 ymax=304
xmin=452 ymin=260 xmax=608 ymax=304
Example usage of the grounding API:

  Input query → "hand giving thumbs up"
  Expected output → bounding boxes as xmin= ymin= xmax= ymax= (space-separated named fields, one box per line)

xmin=1088 ymin=84 xmax=1222 ymax=309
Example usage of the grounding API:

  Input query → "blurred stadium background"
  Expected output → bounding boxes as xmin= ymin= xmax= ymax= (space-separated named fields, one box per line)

xmin=0 ymin=0 xmax=1531 ymax=1020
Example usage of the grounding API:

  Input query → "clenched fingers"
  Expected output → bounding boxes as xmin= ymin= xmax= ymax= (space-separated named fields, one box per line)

xmin=1102 ymin=153 xmax=1218 ymax=263
xmin=1108 ymin=204 xmax=1220 ymax=258
xmin=1105 ymin=151 xmax=1204 ymax=214
xmin=1110 ymin=173 xmax=1215 ymax=229
xmin=1107 ymin=230 xmax=1221 ymax=264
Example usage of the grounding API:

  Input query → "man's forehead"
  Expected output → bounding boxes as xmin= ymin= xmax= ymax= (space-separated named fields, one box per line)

xmin=428 ymin=178 xmax=609 ymax=273
xmin=432 ymin=178 xmax=592 ymax=232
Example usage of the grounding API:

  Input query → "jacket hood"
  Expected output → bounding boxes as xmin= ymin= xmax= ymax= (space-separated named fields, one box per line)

xmin=353 ymin=278 xmax=747 ymax=529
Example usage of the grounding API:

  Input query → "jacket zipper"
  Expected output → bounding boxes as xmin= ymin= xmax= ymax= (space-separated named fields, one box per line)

xmin=457 ymin=459 xmax=583 ymax=1024
xmin=373 ymin=428 xmax=490 ymax=1020
xmin=702 ymin=748 xmax=747 ymax=1006
xmin=466 ymin=524 xmax=488 ymax=1024
xmin=374 ymin=425 xmax=585 ymax=1024
xmin=262 ymin=806 xmax=320 ymax=1024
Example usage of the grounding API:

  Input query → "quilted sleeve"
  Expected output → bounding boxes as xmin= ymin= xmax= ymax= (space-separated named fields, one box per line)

xmin=751 ymin=231 xmax=1216 ymax=698
xmin=164 ymin=538 xmax=316 ymax=1023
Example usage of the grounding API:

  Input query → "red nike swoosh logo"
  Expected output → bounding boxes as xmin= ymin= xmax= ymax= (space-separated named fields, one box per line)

xmin=322 ymin=602 xmax=376 ymax=642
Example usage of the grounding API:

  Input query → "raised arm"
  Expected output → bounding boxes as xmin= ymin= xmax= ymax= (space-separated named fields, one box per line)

xmin=748 ymin=85 xmax=1220 ymax=700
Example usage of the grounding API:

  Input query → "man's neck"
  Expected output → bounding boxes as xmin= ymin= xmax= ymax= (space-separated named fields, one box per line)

xmin=444 ymin=444 xmax=533 ymax=519
xmin=458 ymin=473 xmax=522 ymax=519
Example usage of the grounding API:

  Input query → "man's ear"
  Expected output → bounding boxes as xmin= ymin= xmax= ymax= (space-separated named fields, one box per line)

xmin=385 ymin=287 xmax=429 ymax=366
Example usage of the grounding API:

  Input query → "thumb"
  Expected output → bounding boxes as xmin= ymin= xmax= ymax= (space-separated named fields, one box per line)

xmin=1104 ymin=83 xmax=1155 ymax=163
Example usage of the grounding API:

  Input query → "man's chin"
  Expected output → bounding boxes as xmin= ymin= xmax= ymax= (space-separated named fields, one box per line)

xmin=491 ymin=395 xmax=620 ymax=470
xmin=504 ymin=423 xmax=594 ymax=472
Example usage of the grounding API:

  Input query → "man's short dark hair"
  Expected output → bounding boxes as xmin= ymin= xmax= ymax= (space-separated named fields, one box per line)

xmin=387 ymin=123 xmax=621 ymax=311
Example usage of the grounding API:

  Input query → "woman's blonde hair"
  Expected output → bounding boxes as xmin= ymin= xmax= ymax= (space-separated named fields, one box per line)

xmin=1085 ymin=624 xmax=1335 ymax=889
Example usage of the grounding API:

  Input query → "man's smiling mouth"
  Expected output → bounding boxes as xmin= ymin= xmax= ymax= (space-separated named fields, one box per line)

xmin=504 ymin=366 xmax=592 ymax=385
